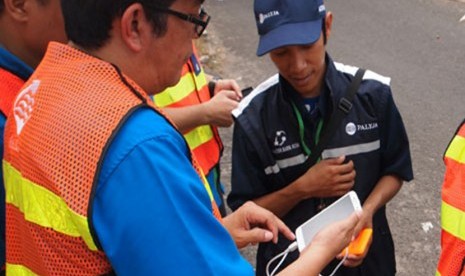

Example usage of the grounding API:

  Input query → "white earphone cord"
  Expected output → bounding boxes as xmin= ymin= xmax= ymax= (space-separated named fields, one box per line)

xmin=266 ymin=243 xmax=349 ymax=276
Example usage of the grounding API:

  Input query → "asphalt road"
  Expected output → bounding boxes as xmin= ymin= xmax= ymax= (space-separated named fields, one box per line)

xmin=201 ymin=0 xmax=465 ymax=275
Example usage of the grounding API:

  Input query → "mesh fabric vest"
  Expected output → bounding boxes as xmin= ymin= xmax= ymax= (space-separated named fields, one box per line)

xmin=437 ymin=120 xmax=465 ymax=276
xmin=3 ymin=42 xmax=221 ymax=275
xmin=153 ymin=50 xmax=223 ymax=176
xmin=0 ymin=67 xmax=25 ymax=117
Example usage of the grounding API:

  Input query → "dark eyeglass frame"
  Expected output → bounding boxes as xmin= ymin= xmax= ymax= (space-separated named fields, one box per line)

xmin=153 ymin=7 xmax=210 ymax=37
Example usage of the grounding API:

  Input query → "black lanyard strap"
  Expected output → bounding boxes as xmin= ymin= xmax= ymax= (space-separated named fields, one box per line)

xmin=306 ymin=68 xmax=366 ymax=166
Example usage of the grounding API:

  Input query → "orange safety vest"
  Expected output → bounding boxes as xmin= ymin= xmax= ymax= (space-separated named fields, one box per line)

xmin=153 ymin=50 xmax=223 ymax=176
xmin=437 ymin=119 xmax=465 ymax=276
xmin=0 ymin=67 xmax=26 ymax=117
xmin=3 ymin=42 xmax=221 ymax=275
xmin=0 ymin=60 xmax=28 ymax=274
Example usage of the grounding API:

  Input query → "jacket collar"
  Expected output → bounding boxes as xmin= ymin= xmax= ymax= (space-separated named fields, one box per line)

xmin=324 ymin=54 xmax=352 ymax=109
xmin=0 ymin=46 xmax=33 ymax=81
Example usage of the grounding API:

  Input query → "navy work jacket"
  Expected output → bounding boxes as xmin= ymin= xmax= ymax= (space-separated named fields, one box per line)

xmin=229 ymin=55 xmax=413 ymax=276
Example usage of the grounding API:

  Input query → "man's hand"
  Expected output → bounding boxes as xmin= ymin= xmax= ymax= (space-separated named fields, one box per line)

xmin=212 ymin=79 xmax=242 ymax=99
xmin=294 ymin=156 xmax=356 ymax=199
xmin=337 ymin=203 xmax=374 ymax=267
xmin=279 ymin=211 xmax=361 ymax=275
xmin=309 ymin=211 xmax=361 ymax=257
xmin=160 ymin=78 xmax=242 ymax=130
xmin=204 ymin=90 xmax=240 ymax=127
xmin=337 ymin=174 xmax=402 ymax=267
xmin=204 ymin=79 xmax=242 ymax=127
xmin=222 ymin=201 xmax=295 ymax=249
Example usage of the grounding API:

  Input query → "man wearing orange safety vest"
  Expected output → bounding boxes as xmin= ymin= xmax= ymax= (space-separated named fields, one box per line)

xmin=0 ymin=0 xmax=66 ymax=271
xmin=154 ymin=44 xmax=241 ymax=216
xmin=2 ymin=0 xmax=363 ymax=274
xmin=437 ymin=119 xmax=465 ymax=276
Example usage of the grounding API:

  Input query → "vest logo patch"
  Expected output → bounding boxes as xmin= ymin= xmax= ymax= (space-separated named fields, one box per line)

xmin=346 ymin=121 xmax=379 ymax=136
xmin=272 ymin=130 xmax=300 ymax=154
xmin=14 ymin=80 xmax=40 ymax=135
xmin=274 ymin=130 xmax=287 ymax=146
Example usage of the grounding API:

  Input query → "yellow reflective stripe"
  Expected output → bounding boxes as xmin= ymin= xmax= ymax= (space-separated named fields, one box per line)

xmin=201 ymin=173 xmax=214 ymax=203
xmin=445 ymin=135 xmax=465 ymax=164
xmin=193 ymin=164 xmax=214 ymax=203
xmin=435 ymin=271 xmax=441 ymax=276
xmin=190 ymin=64 xmax=207 ymax=93
xmin=184 ymin=125 xmax=214 ymax=150
xmin=6 ymin=263 xmax=37 ymax=276
xmin=154 ymin=70 xmax=207 ymax=107
xmin=441 ymin=200 xmax=465 ymax=241
xmin=3 ymin=161 xmax=98 ymax=251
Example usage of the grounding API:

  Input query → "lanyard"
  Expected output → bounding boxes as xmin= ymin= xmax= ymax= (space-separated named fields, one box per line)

xmin=291 ymin=102 xmax=323 ymax=156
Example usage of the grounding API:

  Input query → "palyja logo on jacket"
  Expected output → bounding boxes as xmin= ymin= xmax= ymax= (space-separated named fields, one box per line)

xmin=14 ymin=80 xmax=40 ymax=135
xmin=346 ymin=121 xmax=379 ymax=136
xmin=346 ymin=122 xmax=356 ymax=136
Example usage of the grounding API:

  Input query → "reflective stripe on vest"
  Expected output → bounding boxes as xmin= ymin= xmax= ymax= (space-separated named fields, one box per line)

xmin=3 ymin=42 xmax=139 ymax=275
xmin=4 ymin=162 xmax=97 ymax=251
xmin=154 ymin=64 xmax=208 ymax=107
xmin=196 ymin=163 xmax=222 ymax=219
xmin=0 ymin=67 xmax=25 ymax=117
xmin=6 ymin=263 xmax=36 ymax=276
xmin=153 ymin=53 xmax=222 ymax=175
xmin=437 ymin=121 xmax=465 ymax=276
xmin=4 ymin=42 xmax=221 ymax=275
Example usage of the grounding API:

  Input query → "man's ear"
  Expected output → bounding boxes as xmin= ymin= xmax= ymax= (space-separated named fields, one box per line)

xmin=4 ymin=0 xmax=29 ymax=22
xmin=119 ymin=3 xmax=151 ymax=52
xmin=325 ymin=12 xmax=333 ymax=41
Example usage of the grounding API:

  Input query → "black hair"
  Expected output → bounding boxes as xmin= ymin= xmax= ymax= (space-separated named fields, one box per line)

xmin=61 ymin=0 xmax=177 ymax=50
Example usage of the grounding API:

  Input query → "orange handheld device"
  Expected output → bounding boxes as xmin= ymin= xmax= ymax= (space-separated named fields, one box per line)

xmin=342 ymin=228 xmax=373 ymax=256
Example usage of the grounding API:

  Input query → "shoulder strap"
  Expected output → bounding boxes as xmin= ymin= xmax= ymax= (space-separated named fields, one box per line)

xmin=307 ymin=68 xmax=366 ymax=165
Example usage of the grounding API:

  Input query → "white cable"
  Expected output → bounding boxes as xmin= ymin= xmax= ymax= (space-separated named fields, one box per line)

xmin=268 ymin=249 xmax=289 ymax=276
xmin=266 ymin=241 xmax=298 ymax=276
xmin=321 ymin=247 xmax=349 ymax=276
xmin=266 ymin=242 xmax=349 ymax=276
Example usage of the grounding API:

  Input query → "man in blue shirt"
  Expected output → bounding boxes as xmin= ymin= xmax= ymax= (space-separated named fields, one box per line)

xmin=3 ymin=0 xmax=361 ymax=274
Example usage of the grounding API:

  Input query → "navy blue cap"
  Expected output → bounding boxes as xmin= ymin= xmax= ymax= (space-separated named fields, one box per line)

xmin=254 ymin=0 xmax=326 ymax=56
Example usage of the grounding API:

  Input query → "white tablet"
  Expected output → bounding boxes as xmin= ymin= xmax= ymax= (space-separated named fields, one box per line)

xmin=295 ymin=191 xmax=362 ymax=252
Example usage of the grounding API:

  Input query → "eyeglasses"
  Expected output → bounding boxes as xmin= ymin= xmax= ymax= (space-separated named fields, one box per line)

xmin=153 ymin=7 xmax=211 ymax=38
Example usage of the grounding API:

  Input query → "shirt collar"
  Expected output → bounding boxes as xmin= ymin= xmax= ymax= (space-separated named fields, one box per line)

xmin=0 ymin=46 xmax=34 ymax=80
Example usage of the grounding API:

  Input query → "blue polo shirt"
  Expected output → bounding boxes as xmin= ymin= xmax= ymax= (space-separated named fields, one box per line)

xmin=91 ymin=107 xmax=253 ymax=275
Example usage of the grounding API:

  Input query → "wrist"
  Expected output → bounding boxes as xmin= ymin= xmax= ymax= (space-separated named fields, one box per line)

xmin=299 ymin=244 xmax=334 ymax=274
xmin=208 ymin=76 xmax=221 ymax=97
xmin=285 ymin=179 xmax=310 ymax=202
xmin=292 ymin=173 xmax=315 ymax=201
xmin=200 ymin=101 xmax=213 ymax=125
xmin=361 ymin=196 xmax=379 ymax=216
